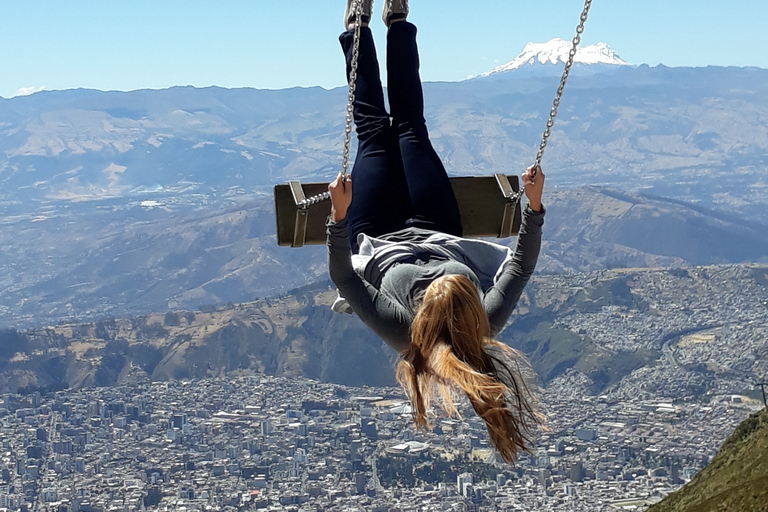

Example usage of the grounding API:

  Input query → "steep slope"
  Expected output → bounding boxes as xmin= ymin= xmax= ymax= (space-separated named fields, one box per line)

xmin=538 ymin=187 xmax=768 ymax=273
xmin=648 ymin=408 xmax=768 ymax=512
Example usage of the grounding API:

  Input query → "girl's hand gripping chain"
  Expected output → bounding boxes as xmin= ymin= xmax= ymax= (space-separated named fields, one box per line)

xmin=329 ymin=172 xmax=353 ymax=222
xmin=522 ymin=165 xmax=544 ymax=212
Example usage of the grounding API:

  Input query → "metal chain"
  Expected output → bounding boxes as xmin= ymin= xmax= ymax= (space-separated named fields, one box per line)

xmin=341 ymin=0 xmax=363 ymax=182
xmin=298 ymin=0 xmax=593 ymax=213
xmin=499 ymin=0 xmax=593 ymax=208
xmin=533 ymin=0 xmax=592 ymax=175
xmin=297 ymin=0 xmax=363 ymax=209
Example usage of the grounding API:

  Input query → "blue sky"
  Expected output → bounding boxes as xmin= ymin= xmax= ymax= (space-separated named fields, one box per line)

xmin=1 ymin=0 xmax=766 ymax=98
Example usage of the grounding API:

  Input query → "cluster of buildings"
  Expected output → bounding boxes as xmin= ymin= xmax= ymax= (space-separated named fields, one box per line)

xmin=539 ymin=265 xmax=766 ymax=360
xmin=532 ymin=264 xmax=768 ymax=401
xmin=0 ymin=372 xmax=761 ymax=512
xmin=0 ymin=265 xmax=765 ymax=510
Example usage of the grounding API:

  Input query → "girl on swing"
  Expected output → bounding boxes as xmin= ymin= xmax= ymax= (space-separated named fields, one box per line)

xmin=327 ymin=0 xmax=546 ymax=463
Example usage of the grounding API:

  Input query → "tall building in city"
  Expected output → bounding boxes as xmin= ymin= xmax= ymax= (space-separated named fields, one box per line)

xmin=171 ymin=413 xmax=187 ymax=429
xmin=457 ymin=472 xmax=473 ymax=497
xmin=361 ymin=418 xmax=377 ymax=440
xmin=355 ymin=473 xmax=366 ymax=495
xmin=570 ymin=460 xmax=584 ymax=482
xmin=539 ymin=468 xmax=550 ymax=490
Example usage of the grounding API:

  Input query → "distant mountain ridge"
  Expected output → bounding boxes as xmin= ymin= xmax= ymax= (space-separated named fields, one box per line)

xmin=2 ymin=65 xmax=767 ymax=210
xmin=1 ymin=64 xmax=768 ymax=327
xmin=2 ymin=64 xmax=766 ymax=218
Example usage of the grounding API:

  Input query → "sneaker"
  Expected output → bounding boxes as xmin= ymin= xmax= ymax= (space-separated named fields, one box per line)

xmin=344 ymin=0 xmax=373 ymax=30
xmin=382 ymin=0 xmax=408 ymax=27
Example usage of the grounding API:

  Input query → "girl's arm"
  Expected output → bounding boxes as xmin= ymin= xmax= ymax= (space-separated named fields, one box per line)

xmin=484 ymin=205 xmax=544 ymax=335
xmin=326 ymin=174 xmax=412 ymax=352
xmin=484 ymin=166 xmax=545 ymax=334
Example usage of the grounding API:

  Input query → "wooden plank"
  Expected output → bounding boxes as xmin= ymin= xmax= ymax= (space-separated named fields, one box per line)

xmin=274 ymin=175 xmax=521 ymax=247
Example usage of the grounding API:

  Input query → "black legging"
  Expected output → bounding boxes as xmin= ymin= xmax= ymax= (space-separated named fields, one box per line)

xmin=339 ymin=22 xmax=462 ymax=253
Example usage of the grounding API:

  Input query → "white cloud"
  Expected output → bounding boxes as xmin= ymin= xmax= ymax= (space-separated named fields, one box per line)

xmin=11 ymin=85 xmax=46 ymax=98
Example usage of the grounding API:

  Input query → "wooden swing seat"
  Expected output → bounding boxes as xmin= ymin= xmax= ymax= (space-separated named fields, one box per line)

xmin=274 ymin=174 xmax=521 ymax=247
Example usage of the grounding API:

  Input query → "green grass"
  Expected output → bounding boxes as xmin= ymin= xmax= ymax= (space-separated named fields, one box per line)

xmin=502 ymin=319 xmax=659 ymax=391
xmin=647 ymin=408 xmax=768 ymax=512
xmin=501 ymin=321 xmax=588 ymax=384
xmin=576 ymin=349 xmax=660 ymax=394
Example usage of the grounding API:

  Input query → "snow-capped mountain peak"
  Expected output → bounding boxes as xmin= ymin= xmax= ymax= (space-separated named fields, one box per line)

xmin=478 ymin=38 xmax=629 ymax=77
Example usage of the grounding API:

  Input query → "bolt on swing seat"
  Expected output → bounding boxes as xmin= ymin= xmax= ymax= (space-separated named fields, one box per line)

xmin=274 ymin=174 xmax=522 ymax=247
xmin=273 ymin=0 xmax=593 ymax=249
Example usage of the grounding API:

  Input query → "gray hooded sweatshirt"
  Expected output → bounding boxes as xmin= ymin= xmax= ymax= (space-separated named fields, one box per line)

xmin=327 ymin=206 xmax=545 ymax=353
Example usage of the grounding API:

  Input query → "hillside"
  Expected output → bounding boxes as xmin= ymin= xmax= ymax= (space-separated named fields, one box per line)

xmin=0 ymin=284 xmax=399 ymax=393
xmin=2 ymin=264 xmax=765 ymax=399
xmin=2 ymin=65 xmax=768 ymax=328
xmin=3 ymin=66 xmax=767 ymax=223
xmin=647 ymin=408 xmax=768 ymax=512
xmin=0 ymin=186 xmax=766 ymax=330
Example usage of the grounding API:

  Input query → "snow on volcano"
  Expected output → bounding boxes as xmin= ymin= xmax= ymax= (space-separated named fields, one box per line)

xmin=478 ymin=38 xmax=629 ymax=78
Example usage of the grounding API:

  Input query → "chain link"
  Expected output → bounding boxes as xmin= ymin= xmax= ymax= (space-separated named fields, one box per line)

xmin=341 ymin=0 xmax=363 ymax=183
xmin=502 ymin=0 xmax=593 ymax=208
xmin=298 ymin=0 xmax=363 ymax=209
xmin=299 ymin=0 xmax=593 ymax=213
xmin=533 ymin=0 xmax=592 ymax=174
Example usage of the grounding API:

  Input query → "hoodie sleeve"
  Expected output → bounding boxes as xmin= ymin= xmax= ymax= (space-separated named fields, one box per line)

xmin=326 ymin=217 xmax=412 ymax=353
xmin=484 ymin=205 xmax=545 ymax=335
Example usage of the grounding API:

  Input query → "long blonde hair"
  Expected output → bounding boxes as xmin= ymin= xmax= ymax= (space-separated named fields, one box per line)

xmin=396 ymin=274 xmax=543 ymax=463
